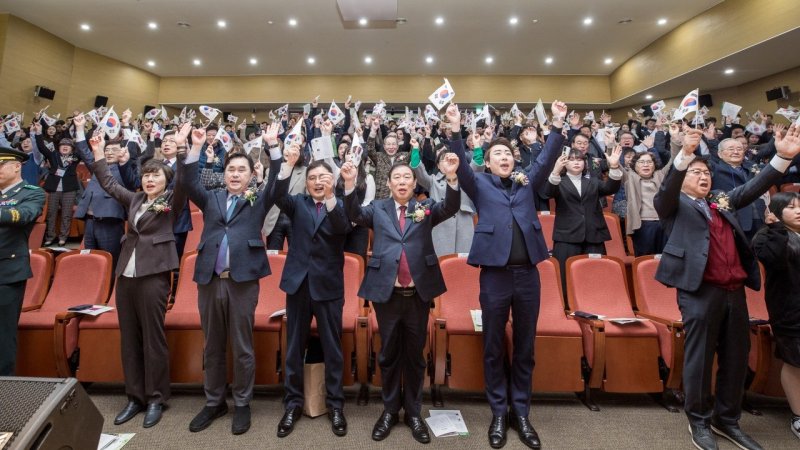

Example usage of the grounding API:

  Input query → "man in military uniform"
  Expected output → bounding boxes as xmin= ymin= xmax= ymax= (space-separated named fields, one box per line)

xmin=0 ymin=146 xmax=46 ymax=375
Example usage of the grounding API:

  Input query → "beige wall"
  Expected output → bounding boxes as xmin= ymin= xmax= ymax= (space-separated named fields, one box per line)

xmin=0 ymin=14 xmax=159 ymax=119
xmin=608 ymin=66 xmax=800 ymax=123
xmin=158 ymin=74 xmax=611 ymax=106
xmin=609 ymin=0 xmax=800 ymax=102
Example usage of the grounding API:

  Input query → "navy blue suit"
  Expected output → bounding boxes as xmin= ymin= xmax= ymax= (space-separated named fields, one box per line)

xmin=450 ymin=127 xmax=564 ymax=417
xmin=180 ymin=151 xmax=289 ymax=407
xmin=276 ymin=194 xmax=351 ymax=411
xmin=711 ymin=161 xmax=765 ymax=239
xmin=344 ymin=184 xmax=460 ymax=416
xmin=74 ymin=139 xmax=136 ymax=268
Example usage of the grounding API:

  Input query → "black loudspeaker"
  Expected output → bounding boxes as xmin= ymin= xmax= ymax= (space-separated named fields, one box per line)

xmin=143 ymin=105 xmax=155 ymax=116
xmin=0 ymin=377 xmax=103 ymax=450
xmin=698 ymin=94 xmax=713 ymax=108
xmin=94 ymin=96 xmax=108 ymax=108
xmin=766 ymin=86 xmax=790 ymax=101
xmin=34 ymin=86 xmax=56 ymax=100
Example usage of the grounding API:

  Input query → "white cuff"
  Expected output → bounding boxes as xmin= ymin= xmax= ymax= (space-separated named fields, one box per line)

xmin=673 ymin=151 xmax=696 ymax=171
xmin=548 ymin=174 xmax=562 ymax=185
xmin=608 ymin=167 xmax=623 ymax=180
xmin=268 ymin=146 xmax=282 ymax=160
xmin=770 ymin=155 xmax=793 ymax=173
xmin=324 ymin=195 xmax=337 ymax=212
xmin=277 ymin=165 xmax=292 ymax=180
xmin=185 ymin=152 xmax=200 ymax=165
xmin=344 ymin=187 xmax=356 ymax=196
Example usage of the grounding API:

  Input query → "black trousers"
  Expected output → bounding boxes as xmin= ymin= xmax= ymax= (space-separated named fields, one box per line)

xmin=631 ymin=220 xmax=667 ymax=257
xmin=372 ymin=290 xmax=430 ymax=416
xmin=283 ymin=278 xmax=345 ymax=410
xmin=678 ymin=283 xmax=750 ymax=426
xmin=116 ymin=273 xmax=171 ymax=405
xmin=0 ymin=281 xmax=26 ymax=376
xmin=480 ymin=265 xmax=541 ymax=417
xmin=83 ymin=218 xmax=124 ymax=271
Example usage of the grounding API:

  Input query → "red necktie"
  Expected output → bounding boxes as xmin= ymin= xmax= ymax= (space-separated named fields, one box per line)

xmin=397 ymin=205 xmax=412 ymax=287
xmin=316 ymin=202 xmax=323 ymax=217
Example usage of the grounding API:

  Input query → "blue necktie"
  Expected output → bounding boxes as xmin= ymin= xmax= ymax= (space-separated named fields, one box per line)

xmin=214 ymin=195 xmax=239 ymax=275
xmin=696 ymin=198 xmax=712 ymax=222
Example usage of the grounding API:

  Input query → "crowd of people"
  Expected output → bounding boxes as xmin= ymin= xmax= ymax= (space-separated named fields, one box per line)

xmin=1 ymin=94 xmax=800 ymax=449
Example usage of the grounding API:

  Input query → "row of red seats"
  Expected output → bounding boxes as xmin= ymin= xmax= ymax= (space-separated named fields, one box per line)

xmin=16 ymin=248 xmax=784 ymax=411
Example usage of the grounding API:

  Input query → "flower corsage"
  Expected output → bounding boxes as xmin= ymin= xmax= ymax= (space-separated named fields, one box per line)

xmin=406 ymin=203 xmax=431 ymax=223
xmin=243 ymin=187 xmax=258 ymax=206
xmin=147 ymin=196 xmax=171 ymax=214
xmin=510 ymin=171 xmax=529 ymax=186
xmin=707 ymin=191 xmax=731 ymax=212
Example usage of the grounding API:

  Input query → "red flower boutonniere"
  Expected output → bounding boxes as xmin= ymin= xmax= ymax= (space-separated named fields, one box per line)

xmin=406 ymin=203 xmax=431 ymax=223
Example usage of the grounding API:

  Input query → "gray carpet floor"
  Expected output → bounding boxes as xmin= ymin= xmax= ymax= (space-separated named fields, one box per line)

xmin=86 ymin=384 xmax=799 ymax=449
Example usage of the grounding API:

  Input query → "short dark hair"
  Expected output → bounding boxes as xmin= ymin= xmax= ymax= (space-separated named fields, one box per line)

xmin=388 ymin=162 xmax=415 ymax=179
xmin=768 ymin=191 xmax=800 ymax=219
xmin=206 ymin=124 xmax=219 ymax=132
xmin=486 ymin=137 xmax=513 ymax=151
xmin=687 ymin=156 xmax=712 ymax=172
xmin=571 ymin=133 xmax=589 ymax=144
xmin=224 ymin=153 xmax=254 ymax=172
xmin=141 ymin=159 xmax=174 ymax=186
xmin=307 ymin=160 xmax=333 ymax=175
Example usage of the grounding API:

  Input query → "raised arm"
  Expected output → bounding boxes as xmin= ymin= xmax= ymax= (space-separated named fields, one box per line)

xmin=528 ymin=102 xmax=567 ymax=192
xmin=340 ymin=161 xmax=375 ymax=228
xmin=444 ymin=104 xmax=479 ymax=201
xmin=429 ymin=153 xmax=460 ymax=226
xmin=87 ymin=134 xmax=136 ymax=207
xmin=654 ymin=129 xmax=703 ymax=220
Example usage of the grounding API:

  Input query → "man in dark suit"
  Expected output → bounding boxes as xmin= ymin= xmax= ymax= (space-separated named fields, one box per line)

xmin=73 ymin=115 xmax=137 ymax=269
xmin=181 ymin=123 xmax=292 ymax=435
xmin=654 ymin=125 xmax=800 ymax=450
xmin=711 ymin=138 xmax=766 ymax=241
xmin=340 ymin=154 xmax=461 ymax=444
xmin=448 ymin=101 xmax=566 ymax=450
xmin=274 ymin=160 xmax=351 ymax=438
xmin=0 ymin=146 xmax=46 ymax=375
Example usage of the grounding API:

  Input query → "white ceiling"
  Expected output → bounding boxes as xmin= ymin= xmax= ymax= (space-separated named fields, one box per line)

xmin=1 ymin=0 xmax=723 ymax=76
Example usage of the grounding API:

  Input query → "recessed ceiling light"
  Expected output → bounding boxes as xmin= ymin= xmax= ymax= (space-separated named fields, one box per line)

xmin=604 ymin=58 xmax=613 ymax=65
xmin=267 ymin=20 xmax=274 ymax=25
xmin=583 ymin=17 xmax=593 ymax=25
xmin=645 ymin=94 xmax=653 ymax=100
xmin=147 ymin=60 xmax=156 ymax=67
xmin=288 ymin=18 xmax=298 ymax=27
xmin=509 ymin=17 xmax=519 ymax=25
xmin=364 ymin=56 xmax=373 ymax=64
xmin=193 ymin=59 xmax=202 ymax=66
xmin=724 ymin=68 xmax=735 ymax=75
xmin=544 ymin=57 xmax=554 ymax=64
xmin=531 ymin=19 xmax=539 ymax=24
xmin=485 ymin=56 xmax=494 ymax=64
xmin=307 ymin=56 xmax=316 ymax=64
xmin=249 ymin=58 xmax=258 ymax=65
xmin=359 ymin=18 xmax=368 ymax=26
xmin=435 ymin=17 xmax=444 ymax=25
xmin=217 ymin=20 xmax=226 ymax=28
xmin=80 ymin=23 xmax=91 ymax=31
xmin=425 ymin=56 xmax=434 ymax=64
xmin=147 ymin=22 xmax=158 ymax=30
xmin=657 ymin=18 xmax=668 ymax=26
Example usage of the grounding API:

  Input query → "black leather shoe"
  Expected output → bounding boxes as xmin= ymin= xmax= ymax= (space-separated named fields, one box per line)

xmin=404 ymin=415 xmax=431 ymax=444
xmin=688 ymin=424 xmax=719 ymax=450
xmin=277 ymin=406 xmax=303 ymax=438
xmin=231 ymin=405 xmax=251 ymax=435
xmin=114 ymin=401 xmax=143 ymax=425
xmin=189 ymin=404 xmax=228 ymax=432
xmin=142 ymin=403 xmax=163 ymax=428
xmin=488 ymin=414 xmax=508 ymax=448
xmin=509 ymin=414 xmax=541 ymax=449
xmin=371 ymin=411 xmax=399 ymax=441
xmin=710 ymin=421 xmax=762 ymax=450
xmin=329 ymin=408 xmax=347 ymax=436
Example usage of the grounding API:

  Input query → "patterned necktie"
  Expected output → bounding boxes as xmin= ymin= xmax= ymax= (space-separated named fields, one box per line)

xmin=696 ymin=198 xmax=712 ymax=222
xmin=214 ymin=195 xmax=239 ymax=275
xmin=316 ymin=202 xmax=323 ymax=217
xmin=397 ymin=205 xmax=412 ymax=287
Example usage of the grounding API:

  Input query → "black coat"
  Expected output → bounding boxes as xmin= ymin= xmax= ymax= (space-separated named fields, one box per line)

xmin=752 ymin=224 xmax=800 ymax=337
xmin=542 ymin=174 xmax=621 ymax=244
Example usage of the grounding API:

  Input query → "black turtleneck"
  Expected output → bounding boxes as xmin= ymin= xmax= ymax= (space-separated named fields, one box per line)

xmin=500 ymin=177 xmax=532 ymax=265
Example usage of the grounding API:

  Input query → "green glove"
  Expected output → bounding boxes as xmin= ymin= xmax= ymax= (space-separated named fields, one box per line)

xmin=410 ymin=147 xmax=421 ymax=168
xmin=472 ymin=146 xmax=484 ymax=166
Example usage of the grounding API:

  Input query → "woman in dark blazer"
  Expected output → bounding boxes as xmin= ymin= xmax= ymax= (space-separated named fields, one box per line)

xmin=542 ymin=146 xmax=622 ymax=293
xmin=87 ymin=123 xmax=190 ymax=429
xmin=35 ymin=134 xmax=82 ymax=246
xmin=751 ymin=191 xmax=800 ymax=440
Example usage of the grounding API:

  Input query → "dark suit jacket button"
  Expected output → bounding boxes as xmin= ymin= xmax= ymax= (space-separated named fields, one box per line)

xmin=312 ymin=237 xmax=318 ymax=243
xmin=508 ymin=224 xmax=512 ymax=229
